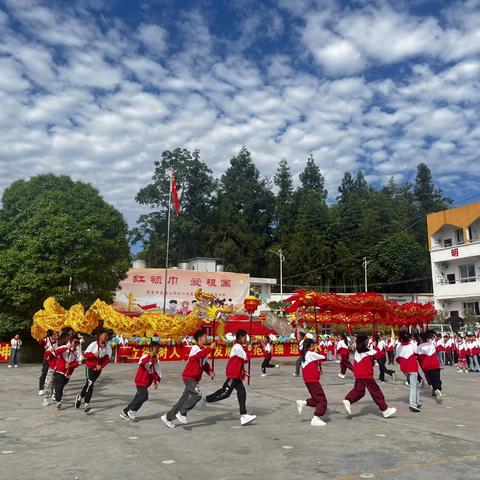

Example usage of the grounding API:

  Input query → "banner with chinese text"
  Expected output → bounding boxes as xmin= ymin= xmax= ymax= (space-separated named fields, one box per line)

xmin=115 ymin=268 xmax=250 ymax=313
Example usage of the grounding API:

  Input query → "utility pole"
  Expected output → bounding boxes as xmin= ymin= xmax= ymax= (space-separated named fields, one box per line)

xmin=269 ymin=248 xmax=285 ymax=315
xmin=362 ymin=257 xmax=370 ymax=292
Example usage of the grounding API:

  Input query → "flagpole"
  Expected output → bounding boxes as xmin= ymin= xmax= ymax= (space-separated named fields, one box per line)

xmin=162 ymin=169 xmax=173 ymax=314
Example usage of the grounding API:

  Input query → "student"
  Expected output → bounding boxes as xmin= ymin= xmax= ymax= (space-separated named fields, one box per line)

xmin=325 ymin=336 xmax=335 ymax=361
xmin=386 ymin=334 xmax=396 ymax=365
xmin=435 ymin=334 xmax=445 ymax=368
xmin=342 ymin=334 xmax=397 ymax=418
xmin=296 ymin=338 xmax=328 ymax=426
xmin=466 ymin=334 xmax=480 ymax=372
xmin=456 ymin=336 xmax=469 ymax=373
xmin=417 ymin=331 xmax=443 ymax=402
xmin=374 ymin=334 xmax=396 ymax=383
xmin=75 ymin=331 xmax=112 ymax=413
xmin=8 ymin=334 xmax=22 ymax=368
xmin=261 ymin=335 xmax=279 ymax=376
xmin=205 ymin=329 xmax=256 ymax=426
xmin=54 ymin=335 xmax=81 ymax=409
xmin=395 ymin=331 xmax=421 ymax=412
xmin=38 ymin=330 xmax=56 ymax=395
xmin=444 ymin=335 xmax=453 ymax=366
xmin=121 ymin=343 xmax=161 ymax=421
xmin=293 ymin=331 xmax=306 ymax=377
xmin=161 ymin=329 xmax=215 ymax=428
xmin=337 ymin=333 xmax=353 ymax=379
xmin=42 ymin=332 xmax=60 ymax=406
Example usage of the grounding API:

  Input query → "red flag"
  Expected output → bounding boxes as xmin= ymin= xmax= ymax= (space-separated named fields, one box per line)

xmin=171 ymin=171 xmax=180 ymax=215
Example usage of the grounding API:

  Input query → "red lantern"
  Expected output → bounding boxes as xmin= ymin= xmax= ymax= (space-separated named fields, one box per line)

xmin=243 ymin=295 xmax=261 ymax=314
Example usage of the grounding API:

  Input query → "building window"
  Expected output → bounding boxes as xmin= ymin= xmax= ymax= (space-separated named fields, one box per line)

xmin=455 ymin=229 xmax=464 ymax=244
xmin=463 ymin=302 xmax=480 ymax=316
xmin=459 ymin=263 xmax=476 ymax=283
xmin=443 ymin=238 xmax=452 ymax=247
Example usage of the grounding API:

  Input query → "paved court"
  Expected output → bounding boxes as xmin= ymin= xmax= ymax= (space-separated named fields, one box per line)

xmin=1 ymin=358 xmax=479 ymax=480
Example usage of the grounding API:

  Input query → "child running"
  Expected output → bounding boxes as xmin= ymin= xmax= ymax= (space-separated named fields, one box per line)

xmin=337 ymin=333 xmax=353 ymax=379
xmin=374 ymin=334 xmax=396 ymax=383
xmin=54 ymin=334 xmax=81 ymax=409
xmin=261 ymin=335 xmax=279 ymax=376
xmin=342 ymin=334 xmax=397 ymax=418
xmin=296 ymin=338 xmax=328 ymax=426
xmin=75 ymin=331 xmax=112 ymax=414
xmin=417 ymin=331 xmax=443 ymax=403
xmin=205 ymin=329 xmax=256 ymax=426
xmin=161 ymin=328 xmax=215 ymax=428
xmin=42 ymin=331 xmax=59 ymax=406
xmin=121 ymin=342 xmax=161 ymax=421
xmin=293 ymin=331 xmax=306 ymax=376
xmin=395 ymin=331 xmax=421 ymax=412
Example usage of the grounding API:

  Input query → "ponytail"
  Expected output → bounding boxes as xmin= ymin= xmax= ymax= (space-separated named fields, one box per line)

xmin=301 ymin=338 xmax=315 ymax=362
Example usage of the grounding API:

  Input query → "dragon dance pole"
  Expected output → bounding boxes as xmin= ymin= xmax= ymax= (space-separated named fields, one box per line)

xmin=211 ymin=315 xmax=216 ymax=374
xmin=162 ymin=169 xmax=173 ymax=314
xmin=248 ymin=311 xmax=252 ymax=385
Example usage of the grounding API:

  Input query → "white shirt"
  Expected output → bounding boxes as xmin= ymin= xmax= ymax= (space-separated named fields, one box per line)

xmin=11 ymin=339 xmax=22 ymax=349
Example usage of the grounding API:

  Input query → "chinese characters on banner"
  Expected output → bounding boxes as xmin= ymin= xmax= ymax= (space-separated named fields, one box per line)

xmin=115 ymin=343 xmax=300 ymax=363
xmin=114 ymin=268 xmax=250 ymax=311
xmin=0 ymin=343 xmax=11 ymax=362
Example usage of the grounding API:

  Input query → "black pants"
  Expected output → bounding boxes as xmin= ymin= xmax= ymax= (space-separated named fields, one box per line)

xmin=80 ymin=368 xmax=102 ymax=404
xmin=425 ymin=368 xmax=442 ymax=392
xmin=295 ymin=355 xmax=302 ymax=376
xmin=377 ymin=357 xmax=395 ymax=382
xmin=125 ymin=386 xmax=148 ymax=413
xmin=445 ymin=351 xmax=453 ymax=366
xmin=39 ymin=359 xmax=49 ymax=390
xmin=53 ymin=373 xmax=70 ymax=402
xmin=206 ymin=378 xmax=247 ymax=415
xmin=261 ymin=357 xmax=275 ymax=374
xmin=387 ymin=350 xmax=395 ymax=365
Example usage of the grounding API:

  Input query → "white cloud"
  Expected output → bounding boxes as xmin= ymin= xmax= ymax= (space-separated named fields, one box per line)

xmin=137 ymin=23 xmax=168 ymax=56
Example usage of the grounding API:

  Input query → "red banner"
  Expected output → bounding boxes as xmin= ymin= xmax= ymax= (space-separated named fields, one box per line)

xmin=116 ymin=343 xmax=301 ymax=363
xmin=0 ymin=342 xmax=11 ymax=362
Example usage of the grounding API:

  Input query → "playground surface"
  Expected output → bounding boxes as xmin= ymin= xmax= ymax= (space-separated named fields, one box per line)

xmin=1 ymin=358 xmax=480 ymax=480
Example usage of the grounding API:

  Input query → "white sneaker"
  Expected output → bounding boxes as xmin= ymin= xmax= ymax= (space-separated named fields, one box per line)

xmin=14 ymin=365 xmax=18 ymax=368
xmin=120 ymin=411 xmax=130 ymax=420
xmin=261 ymin=373 xmax=267 ymax=377
xmin=127 ymin=410 xmax=136 ymax=420
xmin=42 ymin=398 xmax=50 ymax=407
xmin=38 ymin=390 xmax=44 ymax=396
xmin=296 ymin=400 xmax=307 ymax=415
xmin=292 ymin=373 xmax=298 ymax=377
xmin=275 ymin=365 xmax=280 ymax=368
xmin=161 ymin=414 xmax=175 ymax=429
xmin=338 ymin=373 xmax=345 ymax=379
xmin=335 ymin=360 xmax=340 ymax=363
xmin=8 ymin=365 xmax=12 ymax=368
xmin=342 ymin=399 xmax=352 ymax=415
xmin=382 ymin=407 xmax=397 ymax=418
xmin=310 ymin=416 xmax=326 ymax=426
xmin=434 ymin=390 xmax=443 ymax=403
xmin=176 ymin=412 xmax=187 ymax=424
xmin=405 ymin=381 xmax=410 ymax=387
xmin=240 ymin=414 xmax=256 ymax=426
xmin=83 ymin=403 xmax=91 ymax=413
xmin=56 ymin=402 xmax=62 ymax=410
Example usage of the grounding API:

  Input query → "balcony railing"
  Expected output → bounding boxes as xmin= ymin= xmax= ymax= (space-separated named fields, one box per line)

xmin=436 ymin=276 xmax=480 ymax=285
xmin=432 ymin=238 xmax=480 ymax=250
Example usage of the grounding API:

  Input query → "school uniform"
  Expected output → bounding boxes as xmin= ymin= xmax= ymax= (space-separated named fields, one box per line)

xmin=54 ymin=345 xmax=80 ymax=402
xmin=386 ymin=338 xmax=395 ymax=364
xmin=344 ymin=349 xmax=388 ymax=412
xmin=38 ymin=336 xmax=55 ymax=390
xmin=374 ymin=340 xmax=395 ymax=382
xmin=466 ymin=340 xmax=480 ymax=372
xmin=444 ymin=338 xmax=454 ymax=366
xmin=337 ymin=339 xmax=353 ymax=375
xmin=166 ymin=344 xmax=212 ymax=421
xmin=124 ymin=353 xmax=161 ymax=415
xmin=435 ymin=338 xmax=445 ymax=367
xmin=417 ymin=341 xmax=442 ymax=393
xmin=261 ymin=342 xmax=275 ymax=374
xmin=42 ymin=340 xmax=58 ymax=404
xmin=295 ymin=336 xmax=305 ymax=376
xmin=302 ymin=351 xmax=327 ymax=417
xmin=395 ymin=341 xmax=420 ymax=408
xmin=206 ymin=342 xmax=249 ymax=415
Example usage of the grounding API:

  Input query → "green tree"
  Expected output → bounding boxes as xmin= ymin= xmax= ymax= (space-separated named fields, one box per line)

xmin=133 ymin=148 xmax=217 ymax=267
xmin=0 ymin=174 xmax=130 ymax=337
xmin=209 ymin=147 xmax=274 ymax=275
xmin=273 ymin=159 xmax=294 ymax=239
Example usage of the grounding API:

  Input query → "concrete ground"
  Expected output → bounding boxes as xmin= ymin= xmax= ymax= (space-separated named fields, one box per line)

xmin=1 ymin=358 xmax=479 ymax=480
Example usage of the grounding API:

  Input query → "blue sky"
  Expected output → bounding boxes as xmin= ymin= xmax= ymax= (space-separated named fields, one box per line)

xmin=1 ymin=0 xmax=479 ymax=226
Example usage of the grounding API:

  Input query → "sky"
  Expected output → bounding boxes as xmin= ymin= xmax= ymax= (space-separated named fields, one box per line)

xmin=1 ymin=0 xmax=479 ymax=228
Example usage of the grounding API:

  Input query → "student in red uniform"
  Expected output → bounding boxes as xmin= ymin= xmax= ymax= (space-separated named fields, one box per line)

xmin=337 ymin=333 xmax=353 ymax=379
xmin=395 ymin=331 xmax=421 ymax=412
xmin=54 ymin=334 xmax=81 ymax=410
xmin=75 ymin=331 xmax=112 ymax=413
xmin=205 ymin=329 xmax=256 ymax=426
xmin=38 ymin=330 xmax=57 ymax=396
xmin=296 ymin=338 xmax=328 ymax=426
xmin=374 ymin=334 xmax=396 ymax=383
xmin=41 ymin=331 xmax=59 ymax=406
xmin=386 ymin=334 xmax=395 ymax=365
xmin=417 ymin=331 xmax=443 ymax=402
xmin=294 ymin=331 xmax=306 ymax=376
xmin=121 ymin=342 xmax=161 ymax=421
xmin=342 ymin=334 xmax=397 ymax=418
xmin=261 ymin=335 xmax=279 ymax=376
xmin=161 ymin=328 xmax=215 ymax=428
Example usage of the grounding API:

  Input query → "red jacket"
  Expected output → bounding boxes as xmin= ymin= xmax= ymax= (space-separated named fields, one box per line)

xmin=44 ymin=339 xmax=58 ymax=369
xmin=262 ymin=341 xmax=272 ymax=359
xmin=226 ymin=343 xmax=249 ymax=380
xmin=417 ymin=341 xmax=440 ymax=371
xmin=182 ymin=345 xmax=212 ymax=382
xmin=374 ymin=340 xmax=387 ymax=359
xmin=353 ymin=349 xmax=376 ymax=379
xmin=336 ymin=340 xmax=349 ymax=356
xmin=135 ymin=354 xmax=162 ymax=387
xmin=395 ymin=342 xmax=419 ymax=374
xmin=301 ymin=351 xmax=325 ymax=383
xmin=83 ymin=341 xmax=112 ymax=370
xmin=55 ymin=345 xmax=80 ymax=377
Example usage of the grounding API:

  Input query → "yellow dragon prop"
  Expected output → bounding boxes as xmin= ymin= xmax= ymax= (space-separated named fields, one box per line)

xmin=31 ymin=289 xmax=232 ymax=340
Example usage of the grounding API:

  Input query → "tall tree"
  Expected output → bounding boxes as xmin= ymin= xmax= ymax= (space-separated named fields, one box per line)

xmin=414 ymin=163 xmax=452 ymax=216
xmin=209 ymin=147 xmax=274 ymax=275
xmin=133 ymin=148 xmax=217 ymax=267
xmin=0 ymin=174 xmax=130 ymax=337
